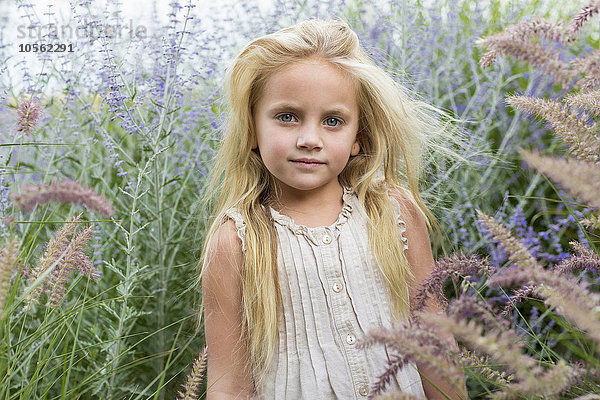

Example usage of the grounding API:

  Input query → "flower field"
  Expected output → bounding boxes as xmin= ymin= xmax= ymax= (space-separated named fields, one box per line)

xmin=0 ymin=0 xmax=599 ymax=398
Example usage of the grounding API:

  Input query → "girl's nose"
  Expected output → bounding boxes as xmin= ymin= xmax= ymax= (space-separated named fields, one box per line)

xmin=296 ymin=122 xmax=322 ymax=149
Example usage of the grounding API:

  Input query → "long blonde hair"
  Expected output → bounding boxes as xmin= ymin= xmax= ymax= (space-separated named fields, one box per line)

xmin=197 ymin=18 xmax=447 ymax=390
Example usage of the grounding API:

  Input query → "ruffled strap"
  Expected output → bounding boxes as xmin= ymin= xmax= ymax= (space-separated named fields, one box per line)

xmin=223 ymin=208 xmax=247 ymax=254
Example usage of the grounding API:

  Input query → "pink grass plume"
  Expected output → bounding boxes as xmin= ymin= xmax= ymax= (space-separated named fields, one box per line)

xmin=16 ymin=99 xmax=43 ymax=135
xmin=177 ymin=347 xmax=208 ymax=400
xmin=10 ymin=178 xmax=115 ymax=217
xmin=24 ymin=212 xmax=99 ymax=307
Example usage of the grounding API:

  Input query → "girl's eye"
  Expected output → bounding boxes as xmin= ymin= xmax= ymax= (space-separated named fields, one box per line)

xmin=277 ymin=113 xmax=296 ymax=123
xmin=325 ymin=117 xmax=341 ymax=127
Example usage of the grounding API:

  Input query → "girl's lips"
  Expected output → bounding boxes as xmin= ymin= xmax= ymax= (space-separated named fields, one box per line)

xmin=291 ymin=160 xmax=325 ymax=168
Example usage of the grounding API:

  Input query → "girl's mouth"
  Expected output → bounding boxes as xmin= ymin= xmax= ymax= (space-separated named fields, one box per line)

xmin=291 ymin=160 xmax=324 ymax=167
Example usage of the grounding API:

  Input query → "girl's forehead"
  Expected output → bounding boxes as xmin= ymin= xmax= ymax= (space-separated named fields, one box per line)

xmin=265 ymin=59 xmax=356 ymax=89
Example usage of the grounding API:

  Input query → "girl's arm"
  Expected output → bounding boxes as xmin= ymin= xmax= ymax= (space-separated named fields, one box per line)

xmin=202 ymin=219 xmax=255 ymax=400
xmin=390 ymin=189 xmax=467 ymax=400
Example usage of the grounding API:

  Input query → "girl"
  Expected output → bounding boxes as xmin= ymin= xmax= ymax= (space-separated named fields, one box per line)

xmin=198 ymin=18 xmax=466 ymax=400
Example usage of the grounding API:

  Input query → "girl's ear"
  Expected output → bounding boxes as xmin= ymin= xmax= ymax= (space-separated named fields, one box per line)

xmin=351 ymin=140 xmax=360 ymax=156
xmin=351 ymin=130 xmax=363 ymax=156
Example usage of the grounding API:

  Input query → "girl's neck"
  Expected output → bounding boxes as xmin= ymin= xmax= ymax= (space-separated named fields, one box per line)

xmin=271 ymin=182 xmax=345 ymax=224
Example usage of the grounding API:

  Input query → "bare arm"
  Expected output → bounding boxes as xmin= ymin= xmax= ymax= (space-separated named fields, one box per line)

xmin=202 ymin=219 xmax=255 ymax=400
xmin=391 ymin=189 xmax=467 ymax=400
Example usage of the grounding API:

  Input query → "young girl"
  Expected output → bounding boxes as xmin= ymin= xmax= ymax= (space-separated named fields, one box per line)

xmin=199 ymin=18 xmax=465 ymax=400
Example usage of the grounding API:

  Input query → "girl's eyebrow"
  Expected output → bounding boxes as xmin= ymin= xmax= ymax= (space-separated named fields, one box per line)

xmin=267 ymin=102 xmax=353 ymax=117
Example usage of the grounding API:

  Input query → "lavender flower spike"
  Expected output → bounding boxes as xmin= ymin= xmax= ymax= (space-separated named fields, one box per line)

xmin=11 ymin=178 xmax=115 ymax=217
xmin=16 ymin=99 xmax=43 ymax=135
xmin=0 ymin=238 xmax=21 ymax=313
xmin=177 ymin=347 xmax=208 ymax=400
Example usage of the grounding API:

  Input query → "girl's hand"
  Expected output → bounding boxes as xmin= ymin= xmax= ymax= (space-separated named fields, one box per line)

xmin=203 ymin=219 xmax=255 ymax=399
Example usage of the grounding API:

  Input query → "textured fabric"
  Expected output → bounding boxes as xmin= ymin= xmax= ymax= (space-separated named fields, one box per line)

xmin=223 ymin=185 xmax=425 ymax=399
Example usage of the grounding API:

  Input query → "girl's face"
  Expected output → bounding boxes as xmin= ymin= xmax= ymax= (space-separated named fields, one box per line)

xmin=252 ymin=58 xmax=360 ymax=202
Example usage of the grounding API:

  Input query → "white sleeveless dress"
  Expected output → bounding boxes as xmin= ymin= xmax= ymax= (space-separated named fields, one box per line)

xmin=223 ymin=185 xmax=425 ymax=399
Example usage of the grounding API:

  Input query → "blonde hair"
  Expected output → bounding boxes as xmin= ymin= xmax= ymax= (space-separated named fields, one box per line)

xmin=196 ymin=18 xmax=447 ymax=391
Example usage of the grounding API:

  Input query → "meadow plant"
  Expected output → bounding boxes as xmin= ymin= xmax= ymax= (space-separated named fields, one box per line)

xmin=361 ymin=1 xmax=600 ymax=398
xmin=22 ymin=212 xmax=99 ymax=307
xmin=177 ymin=346 xmax=208 ymax=400
xmin=0 ymin=238 xmax=21 ymax=313
xmin=10 ymin=178 xmax=115 ymax=217
xmin=15 ymin=98 xmax=42 ymax=135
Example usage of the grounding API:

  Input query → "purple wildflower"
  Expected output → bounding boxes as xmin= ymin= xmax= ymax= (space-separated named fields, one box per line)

xmin=10 ymin=178 xmax=115 ymax=217
xmin=16 ymin=99 xmax=43 ymax=135
xmin=24 ymin=213 xmax=99 ymax=307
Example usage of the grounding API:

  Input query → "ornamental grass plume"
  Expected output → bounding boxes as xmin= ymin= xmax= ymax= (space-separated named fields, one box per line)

xmin=10 ymin=178 xmax=115 ymax=217
xmin=507 ymin=95 xmax=600 ymax=164
xmin=555 ymin=241 xmax=600 ymax=274
xmin=16 ymin=98 xmax=43 ymax=135
xmin=420 ymin=312 xmax=579 ymax=400
xmin=519 ymin=150 xmax=600 ymax=208
xmin=480 ymin=211 xmax=600 ymax=346
xmin=0 ymin=238 xmax=21 ymax=313
xmin=477 ymin=210 xmax=542 ymax=271
xmin=475 ymin=17 xmax=574 ymax=86
xmin=177 ymin=347 xmax=208 ymax=400
xmin=564 ymin=0 xmax=600 ymax=42
xmin=412 ymin=253 xmax=494 ymax=313
xmin=565 ymin=90 xmax=600 ymax=117
xmin=478 ymin=0 xmax=600 ymax=90
xmin=358 ymin=321 xmax=463 ymax=398
xmin=458 ymin=350 xmax=514 ymax=387
xmin=23 ymin=212 xmax=98 ymax=307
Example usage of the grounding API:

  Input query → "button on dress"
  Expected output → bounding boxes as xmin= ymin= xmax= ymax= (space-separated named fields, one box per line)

xmin=223 ymin=185 xmax=425 ymax=399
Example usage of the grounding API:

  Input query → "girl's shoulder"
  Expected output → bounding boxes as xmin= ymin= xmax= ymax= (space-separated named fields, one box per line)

xmin=386 ymin=184 xmax=420 ymax=222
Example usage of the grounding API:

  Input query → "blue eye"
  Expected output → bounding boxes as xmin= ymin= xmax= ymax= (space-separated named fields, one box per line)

xmin=277 ymin=113 xmax=296 ymax=123
xmin=325 ymin=117 xmax=341 ymax=127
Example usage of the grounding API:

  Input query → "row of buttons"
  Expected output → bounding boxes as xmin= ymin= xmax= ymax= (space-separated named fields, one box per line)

xmin=321 ymin=234 xmax=368 ymax=397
